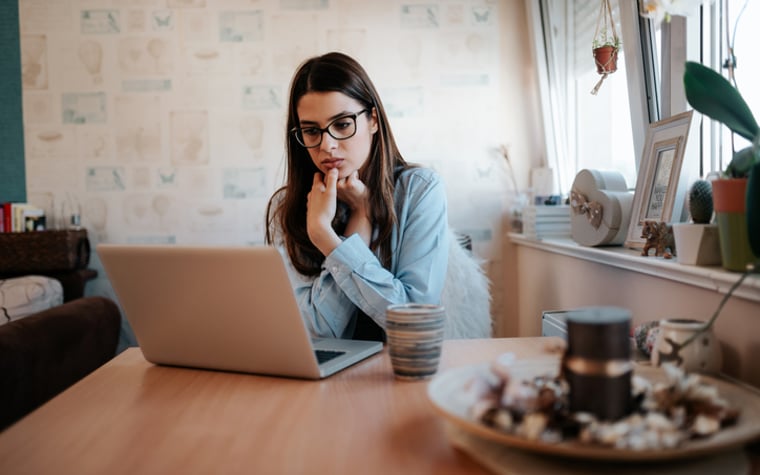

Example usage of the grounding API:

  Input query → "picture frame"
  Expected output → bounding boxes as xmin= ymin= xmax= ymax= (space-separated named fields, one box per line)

xmin=624 ymin=110 xmax=694 ymax=249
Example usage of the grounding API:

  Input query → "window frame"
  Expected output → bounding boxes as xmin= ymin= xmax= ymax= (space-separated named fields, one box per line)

xmin=526 ymin=0 xmax=734 ymax=199
xmin=526 ymin=0 xmax=653 ymax=193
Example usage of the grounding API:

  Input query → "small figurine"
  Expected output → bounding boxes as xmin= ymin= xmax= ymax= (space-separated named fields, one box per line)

xmin=640 ymin=220 xmax=675 ymax=259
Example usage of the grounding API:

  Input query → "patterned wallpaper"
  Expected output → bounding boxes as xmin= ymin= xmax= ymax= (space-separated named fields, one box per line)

xmin=19 ymin=0 xmax=538 ymax=339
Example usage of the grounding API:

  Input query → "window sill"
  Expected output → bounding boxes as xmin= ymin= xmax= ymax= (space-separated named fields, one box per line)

xmin=508 ymin=233 xmax=760 ymax=304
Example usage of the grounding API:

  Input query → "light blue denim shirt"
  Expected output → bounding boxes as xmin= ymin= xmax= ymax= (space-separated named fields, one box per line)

xmin=281 ymin=167 xmax=449 ymax=339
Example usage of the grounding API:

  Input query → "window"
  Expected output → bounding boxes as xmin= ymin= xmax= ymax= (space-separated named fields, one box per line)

xmin=648 ymin=0 xmax=759 ymax=177
xmin=529 ymin=0 xmax=641 ymax=195
xmin=529 ymin=0 xmax=759 ymax=196
xmin=706 ymin=0 xmax=759 ymax=174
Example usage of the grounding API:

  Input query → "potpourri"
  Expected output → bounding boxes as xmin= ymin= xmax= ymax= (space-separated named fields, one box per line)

xmin=463 ymin=357 xmax=739 ymax=450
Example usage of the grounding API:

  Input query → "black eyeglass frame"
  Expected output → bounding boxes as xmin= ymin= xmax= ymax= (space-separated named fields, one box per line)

xmin=291 ymin=108 xmax=370 ymax=148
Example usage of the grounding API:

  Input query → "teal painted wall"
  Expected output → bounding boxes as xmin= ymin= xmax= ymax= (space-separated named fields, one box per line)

xmin=0 ymin=1 xmax=26 ymax=203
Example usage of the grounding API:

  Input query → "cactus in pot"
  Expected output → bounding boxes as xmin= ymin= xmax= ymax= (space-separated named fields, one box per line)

xmin=687 ymin=179 xmax=713 ymax=224
xmin=684 ymin=61 xmax=759 ymax=269
xmin=672 ymin=179 xmax=721 ymax=266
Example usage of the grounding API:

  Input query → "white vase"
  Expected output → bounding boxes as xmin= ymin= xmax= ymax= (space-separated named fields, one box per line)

xmin=672 ymin=223 xmax=722 ymax=266
xmin=650 ymin=318 xmax=722 ymax=374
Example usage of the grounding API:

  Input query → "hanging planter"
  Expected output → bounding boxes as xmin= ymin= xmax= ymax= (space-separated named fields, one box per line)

xmin=591 ymin=0 xmax=621 ymax=95
xmin=593 ymin=45 xmax=618 ymax=75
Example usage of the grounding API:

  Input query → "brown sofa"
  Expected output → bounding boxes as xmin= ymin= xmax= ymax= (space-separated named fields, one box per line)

xmin=0 ymin=296 xmax=120 ymax=430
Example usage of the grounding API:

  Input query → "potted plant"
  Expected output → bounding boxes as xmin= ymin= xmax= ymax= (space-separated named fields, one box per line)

xmin=592 ymin=35 xmax=620 ymax=75
xmin=650 ymin=61 xmax=760 ymax=370
xmin=683 ymin=61 xmax=760 ymax=272
xmin=640 ymin=0 xmax=758 ymax=374
xmin=590 ymin=0 xmax=620 ymax=95
xmin=672 ymin=179 xmax=721 ymax=266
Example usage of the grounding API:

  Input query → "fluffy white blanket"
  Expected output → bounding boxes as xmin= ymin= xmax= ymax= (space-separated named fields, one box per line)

xmin=441 ymin=231 xmax=493 ymax=339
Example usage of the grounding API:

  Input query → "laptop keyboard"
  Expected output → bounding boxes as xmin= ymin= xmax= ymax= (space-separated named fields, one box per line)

xmin=315 ymin=349 xmax=346 ymax=364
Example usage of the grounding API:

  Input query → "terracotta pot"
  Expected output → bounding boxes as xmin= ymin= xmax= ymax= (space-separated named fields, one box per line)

xmin=593 ymin=45 xmax=618 ymax=74
xmin=712 ymin=178 xmax=756 ymax=271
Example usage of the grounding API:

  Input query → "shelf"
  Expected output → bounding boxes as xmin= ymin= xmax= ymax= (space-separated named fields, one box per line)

xmin=0 ymin=229 xmax=90 ymax=274
xmin=508 ymin=233 xmax=760 ymax=304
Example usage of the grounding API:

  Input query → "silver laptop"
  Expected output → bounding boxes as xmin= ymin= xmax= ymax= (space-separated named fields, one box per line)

xmin=97 ymin=244 xmax=383 ymax=379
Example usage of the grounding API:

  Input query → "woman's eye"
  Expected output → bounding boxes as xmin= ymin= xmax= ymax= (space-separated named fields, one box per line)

xmin=333 ymin=120 xmax=352 ymax=130
xmin=302 ymin=128 xmax=320 ymax=137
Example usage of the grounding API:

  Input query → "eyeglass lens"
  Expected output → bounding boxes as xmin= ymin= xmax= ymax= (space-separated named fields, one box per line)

xmin=294 ymin=111 xmax=365 ymax=148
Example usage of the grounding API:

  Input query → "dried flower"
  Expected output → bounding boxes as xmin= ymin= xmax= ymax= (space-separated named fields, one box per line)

xmin=640 ymin=0 xmax=703 ymax=24
xmin=499 ymin=144 xmax=519 ymax=193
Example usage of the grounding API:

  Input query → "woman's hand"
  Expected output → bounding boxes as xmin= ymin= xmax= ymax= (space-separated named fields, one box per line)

xmin=337 ymin=170 xmax=372 ymax=245
xmin=336 ymin=170 xmax=368 ymax=212
xmin=307 ymin=169 xmax=342 ymax=255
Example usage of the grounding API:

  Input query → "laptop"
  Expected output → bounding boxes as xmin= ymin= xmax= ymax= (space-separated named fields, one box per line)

xmin=97 ymin=244 xmax=383 ymax=379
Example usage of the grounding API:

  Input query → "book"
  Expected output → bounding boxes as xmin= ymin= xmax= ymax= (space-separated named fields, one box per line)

xmin=523 ymin=231 xmax=572 ymax=240
xmin=2 ymin=203 xmax=46 ymax=232
xmin=23 ymin=208 xmax=46 ymax=231
xmin=523 ymin=219 xmax=571 ymax=239
xmin=2 ymin=203 xmax=11 ymax=232
xmin=522 ymin=205 xmax=571 ymax=217
xmin=524 ymin=222 xmax=571 ymax=231
xmin=523 ymin=216 xmax=571 ymax=225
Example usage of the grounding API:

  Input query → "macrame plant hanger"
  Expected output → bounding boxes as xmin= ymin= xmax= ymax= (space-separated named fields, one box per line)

xmin=591 ymin=0 xmax=619 ymax=95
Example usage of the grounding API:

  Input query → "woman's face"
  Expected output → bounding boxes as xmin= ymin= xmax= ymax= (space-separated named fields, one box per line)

xmin=296 ymin=91 xmax=377 ymax=179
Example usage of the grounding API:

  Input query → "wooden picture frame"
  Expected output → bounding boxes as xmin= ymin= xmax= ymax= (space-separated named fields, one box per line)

xmin=625 ymin=110 xmax=693 ymax=249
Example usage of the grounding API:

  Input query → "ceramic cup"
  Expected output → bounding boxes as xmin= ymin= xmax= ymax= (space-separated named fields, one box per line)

xmin=650 ymin=318 xmax=722 ymax=374
xmin=386 ymin=303 xmax=446 ymax=381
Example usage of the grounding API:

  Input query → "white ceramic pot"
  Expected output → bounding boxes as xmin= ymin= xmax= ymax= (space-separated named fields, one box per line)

xmin=672 ymin=223 xmax=722 ymax=266
xmin=650 ymin=318 xmax=722 ymax=374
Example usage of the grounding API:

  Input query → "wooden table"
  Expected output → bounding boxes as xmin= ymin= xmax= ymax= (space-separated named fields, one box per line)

xmin=2 ymin=338 xmax=758 ymax=474
xmin=0 ymin=338 xmax=560 ymax=474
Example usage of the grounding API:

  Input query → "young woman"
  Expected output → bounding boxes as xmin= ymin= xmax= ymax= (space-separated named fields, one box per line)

xmin=266 ymin=52 xmax=450 ymax=341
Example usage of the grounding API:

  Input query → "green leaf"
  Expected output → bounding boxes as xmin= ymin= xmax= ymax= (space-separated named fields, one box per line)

xmin=683 ymin=61 xmax=759 ymax=142
xmin=747 ymin=161 xmax=760 ymax=258
xmin=726 ymin=146 xmax=756 ymax=178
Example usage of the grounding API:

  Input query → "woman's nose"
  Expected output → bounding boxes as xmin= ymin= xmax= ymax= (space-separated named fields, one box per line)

xmin=320 ymin=132 xmax=339 ymax=151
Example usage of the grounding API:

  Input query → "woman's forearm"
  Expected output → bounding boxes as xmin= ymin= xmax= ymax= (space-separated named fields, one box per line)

xmin=344 ymin=210 xmax=372 ymax=245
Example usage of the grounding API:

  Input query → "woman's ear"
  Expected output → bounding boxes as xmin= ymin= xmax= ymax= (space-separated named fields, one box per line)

xmin=370 ymin=107 xmax=379 ymax=134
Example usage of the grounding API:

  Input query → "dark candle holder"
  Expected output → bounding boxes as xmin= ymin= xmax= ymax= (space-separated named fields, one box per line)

xmin=562 ymin=307 xmax=632 ymax=421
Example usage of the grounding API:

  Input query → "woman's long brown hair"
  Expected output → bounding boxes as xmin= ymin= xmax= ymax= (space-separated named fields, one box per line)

xmin=265 ymin=52 xmax=412 ymax=276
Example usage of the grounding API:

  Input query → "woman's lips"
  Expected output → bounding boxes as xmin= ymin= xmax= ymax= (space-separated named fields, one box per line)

xmin=321 ymin=158 xmax=343 ymax=169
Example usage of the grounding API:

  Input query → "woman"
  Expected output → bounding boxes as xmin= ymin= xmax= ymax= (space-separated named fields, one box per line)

xmin=266 ymin=52 xmax=450 ymax=341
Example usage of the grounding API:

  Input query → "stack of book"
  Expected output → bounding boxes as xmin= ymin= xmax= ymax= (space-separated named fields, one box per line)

xmin=521 ymin=205 xmax=571 ymax=239
xmin=0 ymin=202 xmax=47 ymax=233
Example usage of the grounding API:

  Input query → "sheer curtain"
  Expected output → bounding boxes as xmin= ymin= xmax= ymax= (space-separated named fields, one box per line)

xmin=530 ymin=0 xmax=641 ymax=194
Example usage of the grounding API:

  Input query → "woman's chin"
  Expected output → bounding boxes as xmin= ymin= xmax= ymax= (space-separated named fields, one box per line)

xmin=332 ymin=168 xmax=354 ymax=179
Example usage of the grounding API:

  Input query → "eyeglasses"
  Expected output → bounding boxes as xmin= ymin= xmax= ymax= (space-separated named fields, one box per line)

xmin=291 ymin=109 xmax=370 ymax=148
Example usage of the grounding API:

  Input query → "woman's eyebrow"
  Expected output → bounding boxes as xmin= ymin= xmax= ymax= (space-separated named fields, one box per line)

xmin=299 ymin=111 xmax=353 ymax=126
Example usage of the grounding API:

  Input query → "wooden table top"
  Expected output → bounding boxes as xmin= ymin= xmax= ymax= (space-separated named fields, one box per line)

xmin=0 ymin=338 xmax=562 ymax=474
xmin=3 ymin=337 xmax=756 ymax=474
